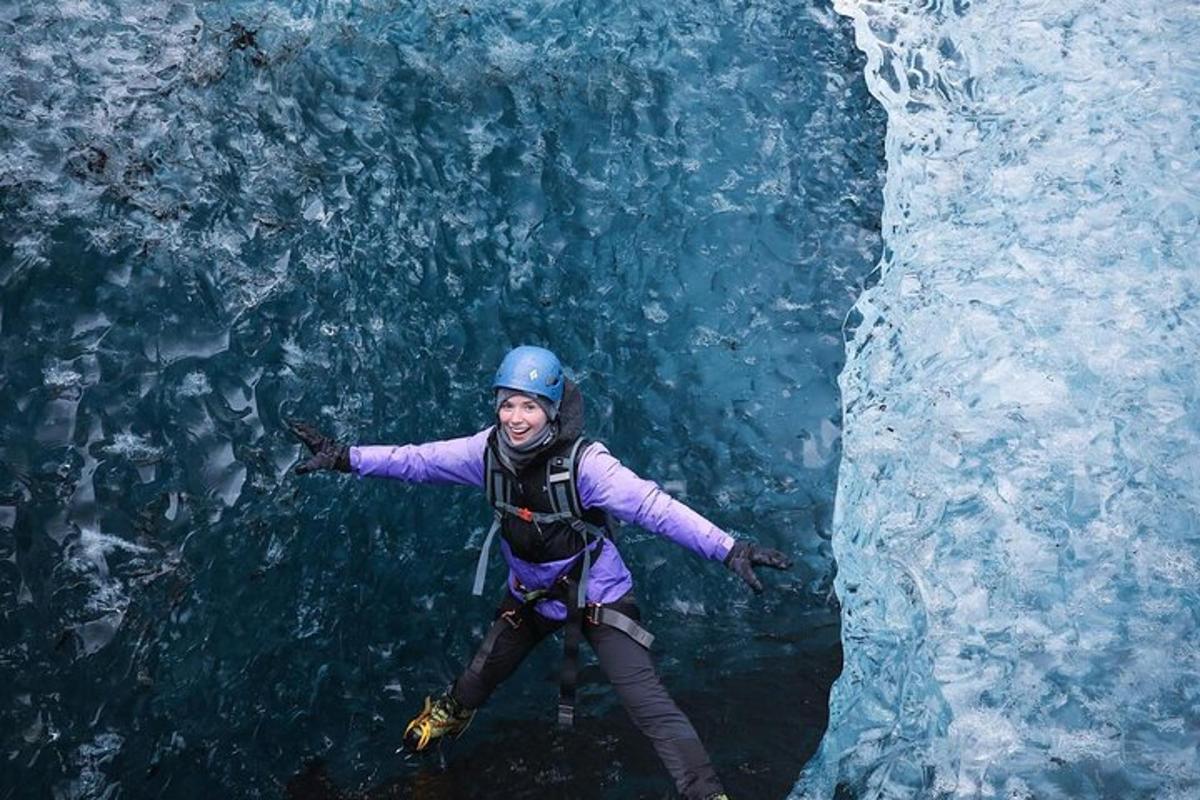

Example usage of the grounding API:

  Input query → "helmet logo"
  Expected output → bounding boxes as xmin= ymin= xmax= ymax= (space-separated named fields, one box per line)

xmin=529 ymin=369 xmax=539 ymax=380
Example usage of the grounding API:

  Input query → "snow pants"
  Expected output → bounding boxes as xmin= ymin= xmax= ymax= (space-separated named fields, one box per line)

xmin=451 ymin=591 xmax=725 ymax=800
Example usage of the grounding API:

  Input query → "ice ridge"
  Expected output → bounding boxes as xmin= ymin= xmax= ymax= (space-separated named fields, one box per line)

xmin=795 ymin=0 xmax=1200 ymax=798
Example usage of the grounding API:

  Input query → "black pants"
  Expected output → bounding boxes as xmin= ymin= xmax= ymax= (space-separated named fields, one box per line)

xmin=451 ymin=593 xmax=725 ymax=800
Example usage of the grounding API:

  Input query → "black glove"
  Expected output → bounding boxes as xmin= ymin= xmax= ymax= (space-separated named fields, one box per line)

xmin=287 ymin=419 xmax=351 ymax=475
xmin=724 ymin=540 xmax=792 ymax=594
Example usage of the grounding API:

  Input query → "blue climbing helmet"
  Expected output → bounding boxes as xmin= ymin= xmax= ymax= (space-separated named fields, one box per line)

xmin=492 ymin=345 xmax=564 ymax=409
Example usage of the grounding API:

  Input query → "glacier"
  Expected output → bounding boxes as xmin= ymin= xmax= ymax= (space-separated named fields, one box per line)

xmin=797 ymin=0 xmax=1200 ymax=798
xmin=0 ymin=1 xmax=880 ymax=796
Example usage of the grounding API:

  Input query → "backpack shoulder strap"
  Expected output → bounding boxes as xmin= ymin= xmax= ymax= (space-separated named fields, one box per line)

xmin=475 ymin=442 xmax=509 ymax=597
xmin=484 ymin=441 xmax=510 ymax=509
xmin=545 ymin=437 xmax=588 ymax=518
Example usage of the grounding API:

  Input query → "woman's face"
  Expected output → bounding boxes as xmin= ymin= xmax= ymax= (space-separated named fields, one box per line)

xmin=497 ymin=393 xmax=548 ymax=445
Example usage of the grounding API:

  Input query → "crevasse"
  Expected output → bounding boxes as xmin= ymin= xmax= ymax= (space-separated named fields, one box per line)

xmin=796 ymin=0 xmax=1200 ymax=798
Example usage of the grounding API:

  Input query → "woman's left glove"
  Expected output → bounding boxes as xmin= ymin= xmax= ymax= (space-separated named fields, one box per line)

xmin=724 ymin=540 xmax=792 ymax=594
xmin=287 ymin=419 xmax=351 ymax=474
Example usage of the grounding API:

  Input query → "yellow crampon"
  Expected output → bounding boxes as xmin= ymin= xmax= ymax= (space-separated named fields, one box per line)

xmin=402 ymin=694 xmax=476 ymax=752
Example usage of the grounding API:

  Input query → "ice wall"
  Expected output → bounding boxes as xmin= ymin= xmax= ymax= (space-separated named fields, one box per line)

xmin=796 ymin=0 xmax=1200 ymax=797
xmin=1 ymin=1 xmax=879 ymax=796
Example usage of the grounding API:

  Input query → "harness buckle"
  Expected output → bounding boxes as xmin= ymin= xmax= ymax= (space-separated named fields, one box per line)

xmin=584 ymin=603 xmax=603 ymax=626
xmin=515 ymin=507 xmax=535 ymax=523
xmin=521 ymin=588 xmax=549 ymax=604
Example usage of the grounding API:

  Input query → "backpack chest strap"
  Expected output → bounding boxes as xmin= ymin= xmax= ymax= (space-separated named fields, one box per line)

xmin=493 ymin=501 xmax=575 ymax=526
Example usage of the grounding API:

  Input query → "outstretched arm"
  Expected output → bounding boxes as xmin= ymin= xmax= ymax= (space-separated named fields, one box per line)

xmin=576 ymin=442 xmax=791 ymax=592
xmin=287 ymin=419 xmax=490 ymax=488
xmin=576 ymin=442 xmax=734 ymax=560
xmin=350 ymin=428 xmax=490 ymax=487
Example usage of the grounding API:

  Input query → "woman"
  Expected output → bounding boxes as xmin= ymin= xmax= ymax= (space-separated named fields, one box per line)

xmin=289 ymin=345 xmax=791 ymax=800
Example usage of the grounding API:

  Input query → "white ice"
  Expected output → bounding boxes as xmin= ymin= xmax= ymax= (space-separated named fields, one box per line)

xmin=796 ymin=1 xmax=1200 ymax=797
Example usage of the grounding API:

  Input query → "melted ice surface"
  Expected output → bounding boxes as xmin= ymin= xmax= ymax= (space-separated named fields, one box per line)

xmin=798 ymin=1 xmax=1200 ymax=797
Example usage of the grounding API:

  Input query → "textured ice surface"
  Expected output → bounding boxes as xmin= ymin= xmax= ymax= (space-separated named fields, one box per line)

xmin=0 ymin=1 xmax=881 ymax=797
xmin=796 ymin=0 xmax=1200 ymax=798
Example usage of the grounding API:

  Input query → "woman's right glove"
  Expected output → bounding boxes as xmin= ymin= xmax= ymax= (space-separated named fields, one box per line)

xmin=287 ymin=419 xmax=351 ymax=475
xmin=724 ymin=540 xmax=792 ymax=594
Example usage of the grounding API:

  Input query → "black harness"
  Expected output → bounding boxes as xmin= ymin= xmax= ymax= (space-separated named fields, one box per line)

xmin=470 ymin=435 xmax=654 ymax=726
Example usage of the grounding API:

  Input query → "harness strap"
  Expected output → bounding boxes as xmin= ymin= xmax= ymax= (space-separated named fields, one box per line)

xmin=567 ymin=517 xmax=607 ymax=610
xmin=469 ymin=542 xmax=652 ymax=730
xmin=468 ymin=606 xmax=520 ymax=675
xmin=576 ymin=536 xmax=592 ymax=610
xmin=471 ymin=515 xmax=502 ymax=597
xmin=590 ymin=606 xmax=655 ymax=649
xmin=471 ymin=599 xmax=653 ymax=679
xmin=559 ymin=578 xmax=584 ymax=727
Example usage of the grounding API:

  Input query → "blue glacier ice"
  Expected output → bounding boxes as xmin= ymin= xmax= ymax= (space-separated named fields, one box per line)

xmin=797 ymin=0 xmax=1200 ymax=798
xmin=0 ymin=1 xmax=882 ymax=797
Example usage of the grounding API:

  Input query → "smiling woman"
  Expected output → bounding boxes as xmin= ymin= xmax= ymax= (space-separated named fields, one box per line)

xmin=496 ymin=394 xmax=548 ymax=447
xmin=288 ymin=344 xmax=791 ymax=799
xmin=494 ymin=345 xmax=560 ymax=451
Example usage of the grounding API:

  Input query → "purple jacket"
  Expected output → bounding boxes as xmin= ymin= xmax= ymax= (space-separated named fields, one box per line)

xmin=350 ymin=428 xmax=735 ymax=619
